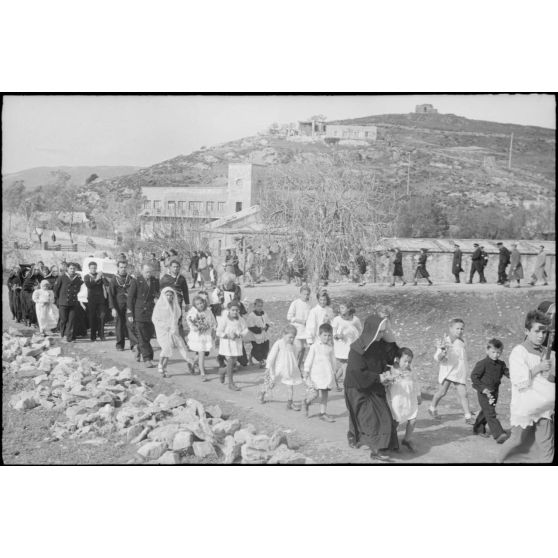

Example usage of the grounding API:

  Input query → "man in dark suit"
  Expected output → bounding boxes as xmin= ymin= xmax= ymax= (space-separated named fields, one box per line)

xmin=108 ymin=260 xmax=138 ymax=352
xmin=467 ymin=243 xmax=485 ymax=284
xmin=451 ymin=244 xmax=464 ymax=283
xmin=84 ymin=261 xmax=109 ymax=342
xmin=127 ymin=263 xmax=159 ymax=367
xmin=496 ymin=242 xmax=511 ymax=285
xmin=53 ymin=263 xmax=83 ymax=342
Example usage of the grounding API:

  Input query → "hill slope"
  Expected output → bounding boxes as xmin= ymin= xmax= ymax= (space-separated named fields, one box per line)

xmin=94 ymin=111 xmax=555 ymax=210
xmin=2 ymin=165 xmax=142 ymax=190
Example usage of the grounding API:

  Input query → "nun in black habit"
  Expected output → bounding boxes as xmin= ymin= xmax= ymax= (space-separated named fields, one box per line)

xmin=344 ymin=313 xmax=400 ymax=461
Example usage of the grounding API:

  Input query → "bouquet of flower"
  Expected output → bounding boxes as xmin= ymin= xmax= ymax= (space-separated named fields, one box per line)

xmin=380 ymin=365 xmax=404 ymax=385
xmin=190 ymin=312 xmax=211 ymax=334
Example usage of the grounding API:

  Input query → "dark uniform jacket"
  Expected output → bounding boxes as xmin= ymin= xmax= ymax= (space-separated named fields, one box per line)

xmin=471 ymin=247 xmax=482 ymax=262
xmin=471 ymin=357 xmax=509 ymax=393
xmin=84 ymin=272 xmax=109 ymax=304
xmin=127 ymin=276 xmax=160 ymax=322
xmin=108 ymin=273 xmax=134 ymax=310
xmin=452 ymin=249 xmax=463 ymax=273
xmin=160 ymin=273 xmax=189 ymax=306
xmin=54 ymin=274 xmax=83 ymax=307
xmin=498 ymin=247 xmax=510 ymax=270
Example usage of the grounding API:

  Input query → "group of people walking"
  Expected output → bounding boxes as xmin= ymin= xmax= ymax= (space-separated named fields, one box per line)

xmin=451 ymin=242 xmax=549 ymax=287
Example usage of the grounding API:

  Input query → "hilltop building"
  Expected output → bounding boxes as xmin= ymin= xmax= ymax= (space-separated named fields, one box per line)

xmin=415 ymin=104 xmax=438 ymax=114
xmin=139 ymin=163 xmax=265 ymax=239
xmin=325 ymin=124 xmax=377 ymax=141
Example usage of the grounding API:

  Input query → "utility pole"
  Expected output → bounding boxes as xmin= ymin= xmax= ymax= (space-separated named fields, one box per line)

xmin=406 ymin=152 xmax=411 ymax=195
xmin=508 ymin=132 xmax=514 ymax=170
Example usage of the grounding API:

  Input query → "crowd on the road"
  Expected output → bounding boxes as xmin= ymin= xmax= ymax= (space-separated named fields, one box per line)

xmin=5 ymin=241 xmax=555 ymax=464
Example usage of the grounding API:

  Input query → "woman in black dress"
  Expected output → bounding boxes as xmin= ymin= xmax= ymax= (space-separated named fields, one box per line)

xmin=413 ymin=248 xmax=433 ymax=286
xmin=344 ymin=313 xmax=400 ymax=462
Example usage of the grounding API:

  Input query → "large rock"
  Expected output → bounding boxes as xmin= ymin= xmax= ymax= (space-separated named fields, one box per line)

xmin=219 ymin=435 xmax=242 ymax=464
xmin=192 ymin=441 xmax=217 ymax=459
xmin=156 ymin=451 xmax=181 ymax=465
xmin=22 ymin=346 xmax=45 ymax=359
xmin=180 ymin=418 xmax=213 ymax=442
xmin=234 ymin=424 xmax=257 ymax=445
xmin=245 ymin=434 xmax=271 ymax=452
xmin=46 ymin=347 xmax=61 ymax=357
xmin=148 ymin=424 xmax=180 ymax=445
xmin=137 ymin=441 xmax=168 ymax=460
xmin=269 ymin=429 xmax=289 ymax=451
xmin=130 ymin=426 xmax=151 ymax=444
xmin=205 ymin=404 xmax=223 ymax=419
xmin=33 ymin=373 xmax=50 ymax=386
xmin=212 ymin=419 xmax=241 ymax=441
xmin=16 ymin=364 xmax=42 ymax=378
xmin=37 ymin=356 xmax=55 ymax=372
xmin=172 ymin=430 xmax=194 ymax=452
xmin=267 ymin=444 xmax=307 ymax=465
xmin=10 ymin=391 xmax=39 ymax=411
xmin=241 ymin=444 xmax=271 ymax=464
xmin=126 ymin=424 xmax=145 ymax=442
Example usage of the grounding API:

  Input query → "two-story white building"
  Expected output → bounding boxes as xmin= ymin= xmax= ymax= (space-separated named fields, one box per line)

xmin=140 ymin=163 xmax=265 ymax=239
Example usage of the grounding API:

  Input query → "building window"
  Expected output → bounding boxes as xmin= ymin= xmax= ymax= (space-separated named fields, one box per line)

xmin=218 ymin=240 xmax=222 ymax=255
xmin=153 ymin=200 xmax=161 ymax=213
xmin=236 ymin=202 xmax=243 ymax=212
xmin=144 ymin=200 xmax=151 ymax=211
xmin=206 ymin=201 xmax=214 ymax=214
xmin=177 ymin=201 xmax=185 ymax=214
xmin=167 ymin=201 xmax=176 ymax=214
xmin=189 ymin=201 xmax=202 ymax=215
xmin=218 ymin=202 xmax=225 ymax=213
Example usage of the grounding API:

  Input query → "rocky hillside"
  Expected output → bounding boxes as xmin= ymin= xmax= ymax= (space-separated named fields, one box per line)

xmin=92 ymin=111 xmax=555 ymax=214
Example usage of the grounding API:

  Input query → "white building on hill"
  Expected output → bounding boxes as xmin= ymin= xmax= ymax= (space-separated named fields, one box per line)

xmin=139 ymin=163 xmax=265 ymax=240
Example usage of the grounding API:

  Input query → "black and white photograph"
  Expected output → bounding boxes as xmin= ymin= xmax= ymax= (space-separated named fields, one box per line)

xmin=2 ymin=93 xmax=555 ymax=465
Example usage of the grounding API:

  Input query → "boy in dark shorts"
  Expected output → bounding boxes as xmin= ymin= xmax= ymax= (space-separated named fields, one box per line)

xmin=471 ymin=338 xmax=510 ymax=443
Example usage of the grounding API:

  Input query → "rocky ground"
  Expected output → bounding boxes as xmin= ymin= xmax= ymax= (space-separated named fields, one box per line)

xmin=2 ymin=280 xmax=555 ymax=464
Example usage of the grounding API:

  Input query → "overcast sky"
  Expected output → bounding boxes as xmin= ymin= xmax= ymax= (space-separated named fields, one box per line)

xmin=2 ymin=94 xmax=555 ymax=174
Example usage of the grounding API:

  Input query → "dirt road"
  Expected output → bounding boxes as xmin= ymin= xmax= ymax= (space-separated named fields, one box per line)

xmin=3 ymin=280 xmax=554 ymax=463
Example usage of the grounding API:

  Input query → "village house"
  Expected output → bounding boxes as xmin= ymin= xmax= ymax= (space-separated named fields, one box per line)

xmin=415 ymin=103 xmax=438 ymax=114
xmin=325 ymin=124 xmax=378 ymax=141
xmin=139 ymin=163 xmax=265 ymax=239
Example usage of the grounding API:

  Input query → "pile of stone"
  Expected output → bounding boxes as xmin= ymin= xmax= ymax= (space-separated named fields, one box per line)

xmin=2 ymin=330 xmax=312 ymax=464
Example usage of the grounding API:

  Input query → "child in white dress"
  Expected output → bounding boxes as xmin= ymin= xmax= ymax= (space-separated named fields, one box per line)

xmin=332 ymin=303 xmax=362 ymax=391
xmin=428 ymin=318 xmax=474 ymax=424
xmin=305 ymin=290 xmax=334 ymax=345
xmin=32 ymin=280 xmax=59 ymax=335
xmin=303 ymin=322 xmax=338 ymax=422
xmin=498 ymin=310 xmax=555 ymax=463
xmin=216 ymin=301 xmax=248 ymax=391
xmin=286 ymin=286 xmax=312 ymax=368
xmin=186 ymin=295 xmax=217 ymax=382
xmin=383 ymin=347 xmax=421 ymax=452
xmin=258 ymin=324 xmax=303 ymax=409
xmin=246 ymin=298 xmax=272 ymax=367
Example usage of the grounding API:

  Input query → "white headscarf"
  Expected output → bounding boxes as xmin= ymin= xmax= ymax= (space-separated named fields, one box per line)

xmin=152 ymin=286 xmax=182 ymax=334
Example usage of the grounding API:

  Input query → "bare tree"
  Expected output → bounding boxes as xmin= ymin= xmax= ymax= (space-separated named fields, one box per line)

xmin=260 ymin=161 xmax=397 ymax=287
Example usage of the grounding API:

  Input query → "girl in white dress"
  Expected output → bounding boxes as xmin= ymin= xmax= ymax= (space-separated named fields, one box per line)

xmin=258 ymin=324 xmax=303 ymax=409
xmin=287 ymin=286 xmax=312 ymax=368
xmin=152 ymin=287 xmax=195 ymax=377
xmin=32 ymin=280 xmax=59 ymax=335
xmin=303 ymin=322 xmax=338 ymax=422
xmin=332 ymin=303 xmax=362 ymax=391
xmin=186 ymin=295 xmax=217 ymax=382
xmin=216 ymin=301 xmax=248 ymax=391
xmin=383 ymin=347 xmax=421 ymax=452
xmin=305 ymin=290 xmax=334 ymax=345
xmin=428 ymin=318 xmax=474 ymax=424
